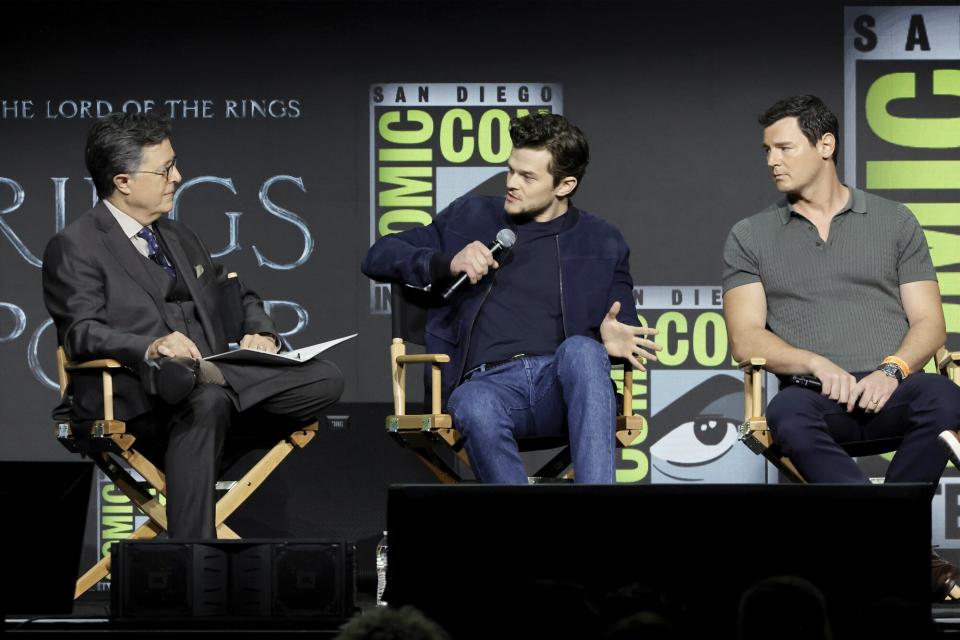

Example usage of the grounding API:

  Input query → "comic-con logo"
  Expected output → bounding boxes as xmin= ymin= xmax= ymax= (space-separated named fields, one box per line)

xmin=368 ymin=83 xmax=562 ymax=313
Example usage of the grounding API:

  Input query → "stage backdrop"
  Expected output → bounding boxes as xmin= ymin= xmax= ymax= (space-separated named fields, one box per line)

xmin=2 ymin=1 xmax=959 ymax=581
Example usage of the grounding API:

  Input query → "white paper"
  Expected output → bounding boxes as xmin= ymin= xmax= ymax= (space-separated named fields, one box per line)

xmin=204 ymin=333 xmax=357 ymax=365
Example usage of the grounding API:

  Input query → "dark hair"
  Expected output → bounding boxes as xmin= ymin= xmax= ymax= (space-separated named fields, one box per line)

xmin=737 ymin=575 xmax=832 ymax=640
xmin=509 ymin=112 xmax=589 ymax=196
xmin=758 ymin=95 xmax=839 ymax=164
xmin=85 ymin=111 xmax=172 ymax=199
xmin=334 ymin=605 xmax=450 ymax=640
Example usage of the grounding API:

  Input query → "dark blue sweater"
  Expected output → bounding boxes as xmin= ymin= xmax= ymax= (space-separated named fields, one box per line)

xmin=361 ymin=195 xmax=638 ymax=409
xmin=464 ymin=212 xmax=573 ymax=371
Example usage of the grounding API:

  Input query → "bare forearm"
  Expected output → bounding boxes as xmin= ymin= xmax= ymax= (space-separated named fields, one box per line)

xmin=730 ymin=326 xmax=822 ymax=374
xmin=894 ymin=318 xmax=945 ymax=373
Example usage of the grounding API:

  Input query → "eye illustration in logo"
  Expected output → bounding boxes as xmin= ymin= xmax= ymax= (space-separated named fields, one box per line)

xmin=648 ymin=374 xmax=766 ymax=483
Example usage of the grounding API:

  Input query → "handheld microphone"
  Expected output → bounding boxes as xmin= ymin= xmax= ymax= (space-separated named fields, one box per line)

xmin=442 ymin=228 xmax=516 ymax=300
xmin=788 ymin=374 xmax=823 ymax=392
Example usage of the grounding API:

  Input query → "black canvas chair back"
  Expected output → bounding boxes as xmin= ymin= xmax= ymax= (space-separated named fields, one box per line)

xmin=391 ymin=284 xmax=444 ymax=346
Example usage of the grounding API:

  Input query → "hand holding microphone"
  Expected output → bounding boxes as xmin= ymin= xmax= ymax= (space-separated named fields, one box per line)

xmin=443 ymin=228 xmax=516 ymax=299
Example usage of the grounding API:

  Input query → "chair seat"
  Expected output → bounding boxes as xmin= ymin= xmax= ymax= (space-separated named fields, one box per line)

xmin=517 ymin=435 xmax=569 ymax=452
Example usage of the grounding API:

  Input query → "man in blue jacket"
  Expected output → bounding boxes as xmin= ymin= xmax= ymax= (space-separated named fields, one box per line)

xmin=362 ymin=113 xmax=659 ymax=483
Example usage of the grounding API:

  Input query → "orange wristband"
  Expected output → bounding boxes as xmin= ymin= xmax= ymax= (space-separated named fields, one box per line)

xmin=881 ymin=355 xmax=910 ymax=378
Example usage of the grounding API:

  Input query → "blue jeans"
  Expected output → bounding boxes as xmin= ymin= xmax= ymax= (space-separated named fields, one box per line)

xmin=447 ymin=336 xmax=616 ymax=483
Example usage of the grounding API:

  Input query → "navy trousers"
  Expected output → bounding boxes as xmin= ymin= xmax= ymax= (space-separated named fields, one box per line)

xmin=766 ymin=372 xmax=960 ymax=493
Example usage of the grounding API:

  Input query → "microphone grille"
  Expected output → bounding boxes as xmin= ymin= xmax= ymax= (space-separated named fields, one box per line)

xmin=496 ymin=228 xmax=517 ymax=248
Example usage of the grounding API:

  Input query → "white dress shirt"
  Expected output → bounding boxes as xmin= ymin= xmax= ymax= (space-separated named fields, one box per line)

xmin=103 ymin=199 xmax=153 ymax=258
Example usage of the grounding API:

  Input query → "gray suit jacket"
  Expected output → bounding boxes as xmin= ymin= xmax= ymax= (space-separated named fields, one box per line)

xmin=42 ymin=202 xmax=279 ymax=420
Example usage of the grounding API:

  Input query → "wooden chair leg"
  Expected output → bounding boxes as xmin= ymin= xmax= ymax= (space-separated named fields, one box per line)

xmin=214 ymin=427 xmax=317 ymax=526
xmin=74 ymin=519 xmax=164 ymax=599
xmin=75 ymin=426 xmax=318 ymax=599
xmin=94 ymin=452 xmax=169 ymax=531
xmin=413 ymin=455 xmax=461 ymax=485
xmin=531 ymin=447 xmax=573 ymax=479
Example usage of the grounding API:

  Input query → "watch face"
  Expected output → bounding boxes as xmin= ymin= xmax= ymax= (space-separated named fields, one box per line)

xmin=879 ymin=363 xmax=902 ymax=381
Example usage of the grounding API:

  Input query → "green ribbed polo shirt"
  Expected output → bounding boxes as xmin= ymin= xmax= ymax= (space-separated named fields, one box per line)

xmin=722 ymin=187 xmax=937 ymax=372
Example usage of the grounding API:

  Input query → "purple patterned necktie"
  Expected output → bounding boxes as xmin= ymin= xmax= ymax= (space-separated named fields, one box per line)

xmin=137 ymin=226 xmax=177 ymax=280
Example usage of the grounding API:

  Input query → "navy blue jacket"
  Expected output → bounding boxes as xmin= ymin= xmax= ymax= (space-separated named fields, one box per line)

xmin=361 ymin=195 xmax=638 ymax=409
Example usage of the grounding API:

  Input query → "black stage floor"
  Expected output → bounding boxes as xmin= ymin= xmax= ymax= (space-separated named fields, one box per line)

xmin=3 ymin=588 xmax=369 ymax=636
xmin=6 ymin=593 xmax=960 ymax=637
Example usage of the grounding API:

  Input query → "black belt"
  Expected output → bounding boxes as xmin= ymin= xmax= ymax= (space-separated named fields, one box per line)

xmin=462 ymin=353 xmax=527 ymax=381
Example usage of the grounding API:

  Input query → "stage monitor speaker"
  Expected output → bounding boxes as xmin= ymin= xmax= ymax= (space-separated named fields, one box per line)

xmin=387 ymin=483 xmax=931 ymax=640
xmin=0 ymin=460 xmax=93 ymax=616
xmin=111 ymin=539 xmax=355 ymax=622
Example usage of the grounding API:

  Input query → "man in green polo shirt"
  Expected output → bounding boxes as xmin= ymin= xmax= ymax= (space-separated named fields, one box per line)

xmin=721 ymin=94 xmax=960 ymax=601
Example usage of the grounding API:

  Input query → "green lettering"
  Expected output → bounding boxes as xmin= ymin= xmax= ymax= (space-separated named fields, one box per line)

xmin=922 ymin=229 xmax=960 ymax=269
xmin=692 ymin=312 xmax=727 ymax=367
xmin=938 ymin=272 xmax=960 ymax=297
xmin=867 ymin=161 xmax=960 ymax=189
xmin=102 ymin=504 xmax=132 ymax=513
xmin=616 ymin=449 xmax=648 ymax=483
xmin=102 ymin=515 xmax=133 ymax=539
xmin=656 ymin=312 xmax=689 ymax=366
xmin=866 ymin=71 xmax=960 ymax=148
xmin=101 ymin=484 xmax=128 ymax=504
xmin=478 ymin=109 xmax=512 ymax=163
xmin=378 ymin=167 xmax=433 ymax=207
xmin=439 ymin=109 xmax=474 ymax=163
xmin=378 ymin=148 xmax=432 ymax=162
xmin=945 ymin=302 xmax=960 ymax=335
xmin=378 ymin=209 xmax=433 ymax=236
xmin=377 ymin=110 xmax=433 ymax=145
xmin=906 ymin=203 xmax=960 ymax=226
xmin=611 ymin=367 xmax=648 ymax=412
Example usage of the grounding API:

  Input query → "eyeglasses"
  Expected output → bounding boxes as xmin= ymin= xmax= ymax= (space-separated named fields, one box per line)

xmin=133 ymin=157 xmax=178 ymax=180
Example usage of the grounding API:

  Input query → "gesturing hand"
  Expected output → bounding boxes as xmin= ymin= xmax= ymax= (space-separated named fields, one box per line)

xmin=600 ymin=301 xmax=661 ymax=371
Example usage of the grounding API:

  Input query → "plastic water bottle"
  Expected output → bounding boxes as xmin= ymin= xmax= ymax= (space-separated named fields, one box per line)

xmin=375 ymin=530 xmax=388 ymax=606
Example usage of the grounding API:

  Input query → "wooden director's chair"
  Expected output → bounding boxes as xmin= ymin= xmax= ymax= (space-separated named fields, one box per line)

xmin=385 ymin=284 xmax=645 ymax=484
xmin=738 ymin=348 xmax=960 ymax=483
xmin=56 ymin=274 xmax=319 ymax=599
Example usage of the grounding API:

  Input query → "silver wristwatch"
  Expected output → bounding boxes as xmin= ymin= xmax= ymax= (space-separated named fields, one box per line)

xmin=876 ymin=362 xmax=904 ymax=383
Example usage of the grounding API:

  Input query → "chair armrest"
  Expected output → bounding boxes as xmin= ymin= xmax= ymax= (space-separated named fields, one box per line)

xmin=58 ymin=350 xmax=123 ymax=422
xmin=937 ymin=347 xmax=960 ymax=384
xmin=396 ymin=354 xmax=451 ymax=364
xmin=937 ymin=348 xmax=959 ymax=371
xmin=609 ymin=359 xmax=636 ymax=418
xmin=737 ymin=357 xmax=768 ymax=421
xmin=391 ymin=339 xmax=449 ymax=417
xmin=738 ymin=357 xmax=767 ymax=372
xmin=64 ymin=358 xmax=123 ymax=371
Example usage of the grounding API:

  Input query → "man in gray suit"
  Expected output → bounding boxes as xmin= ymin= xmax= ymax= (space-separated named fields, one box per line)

xmin=42 ymin=112 xmax=343 ymax=538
